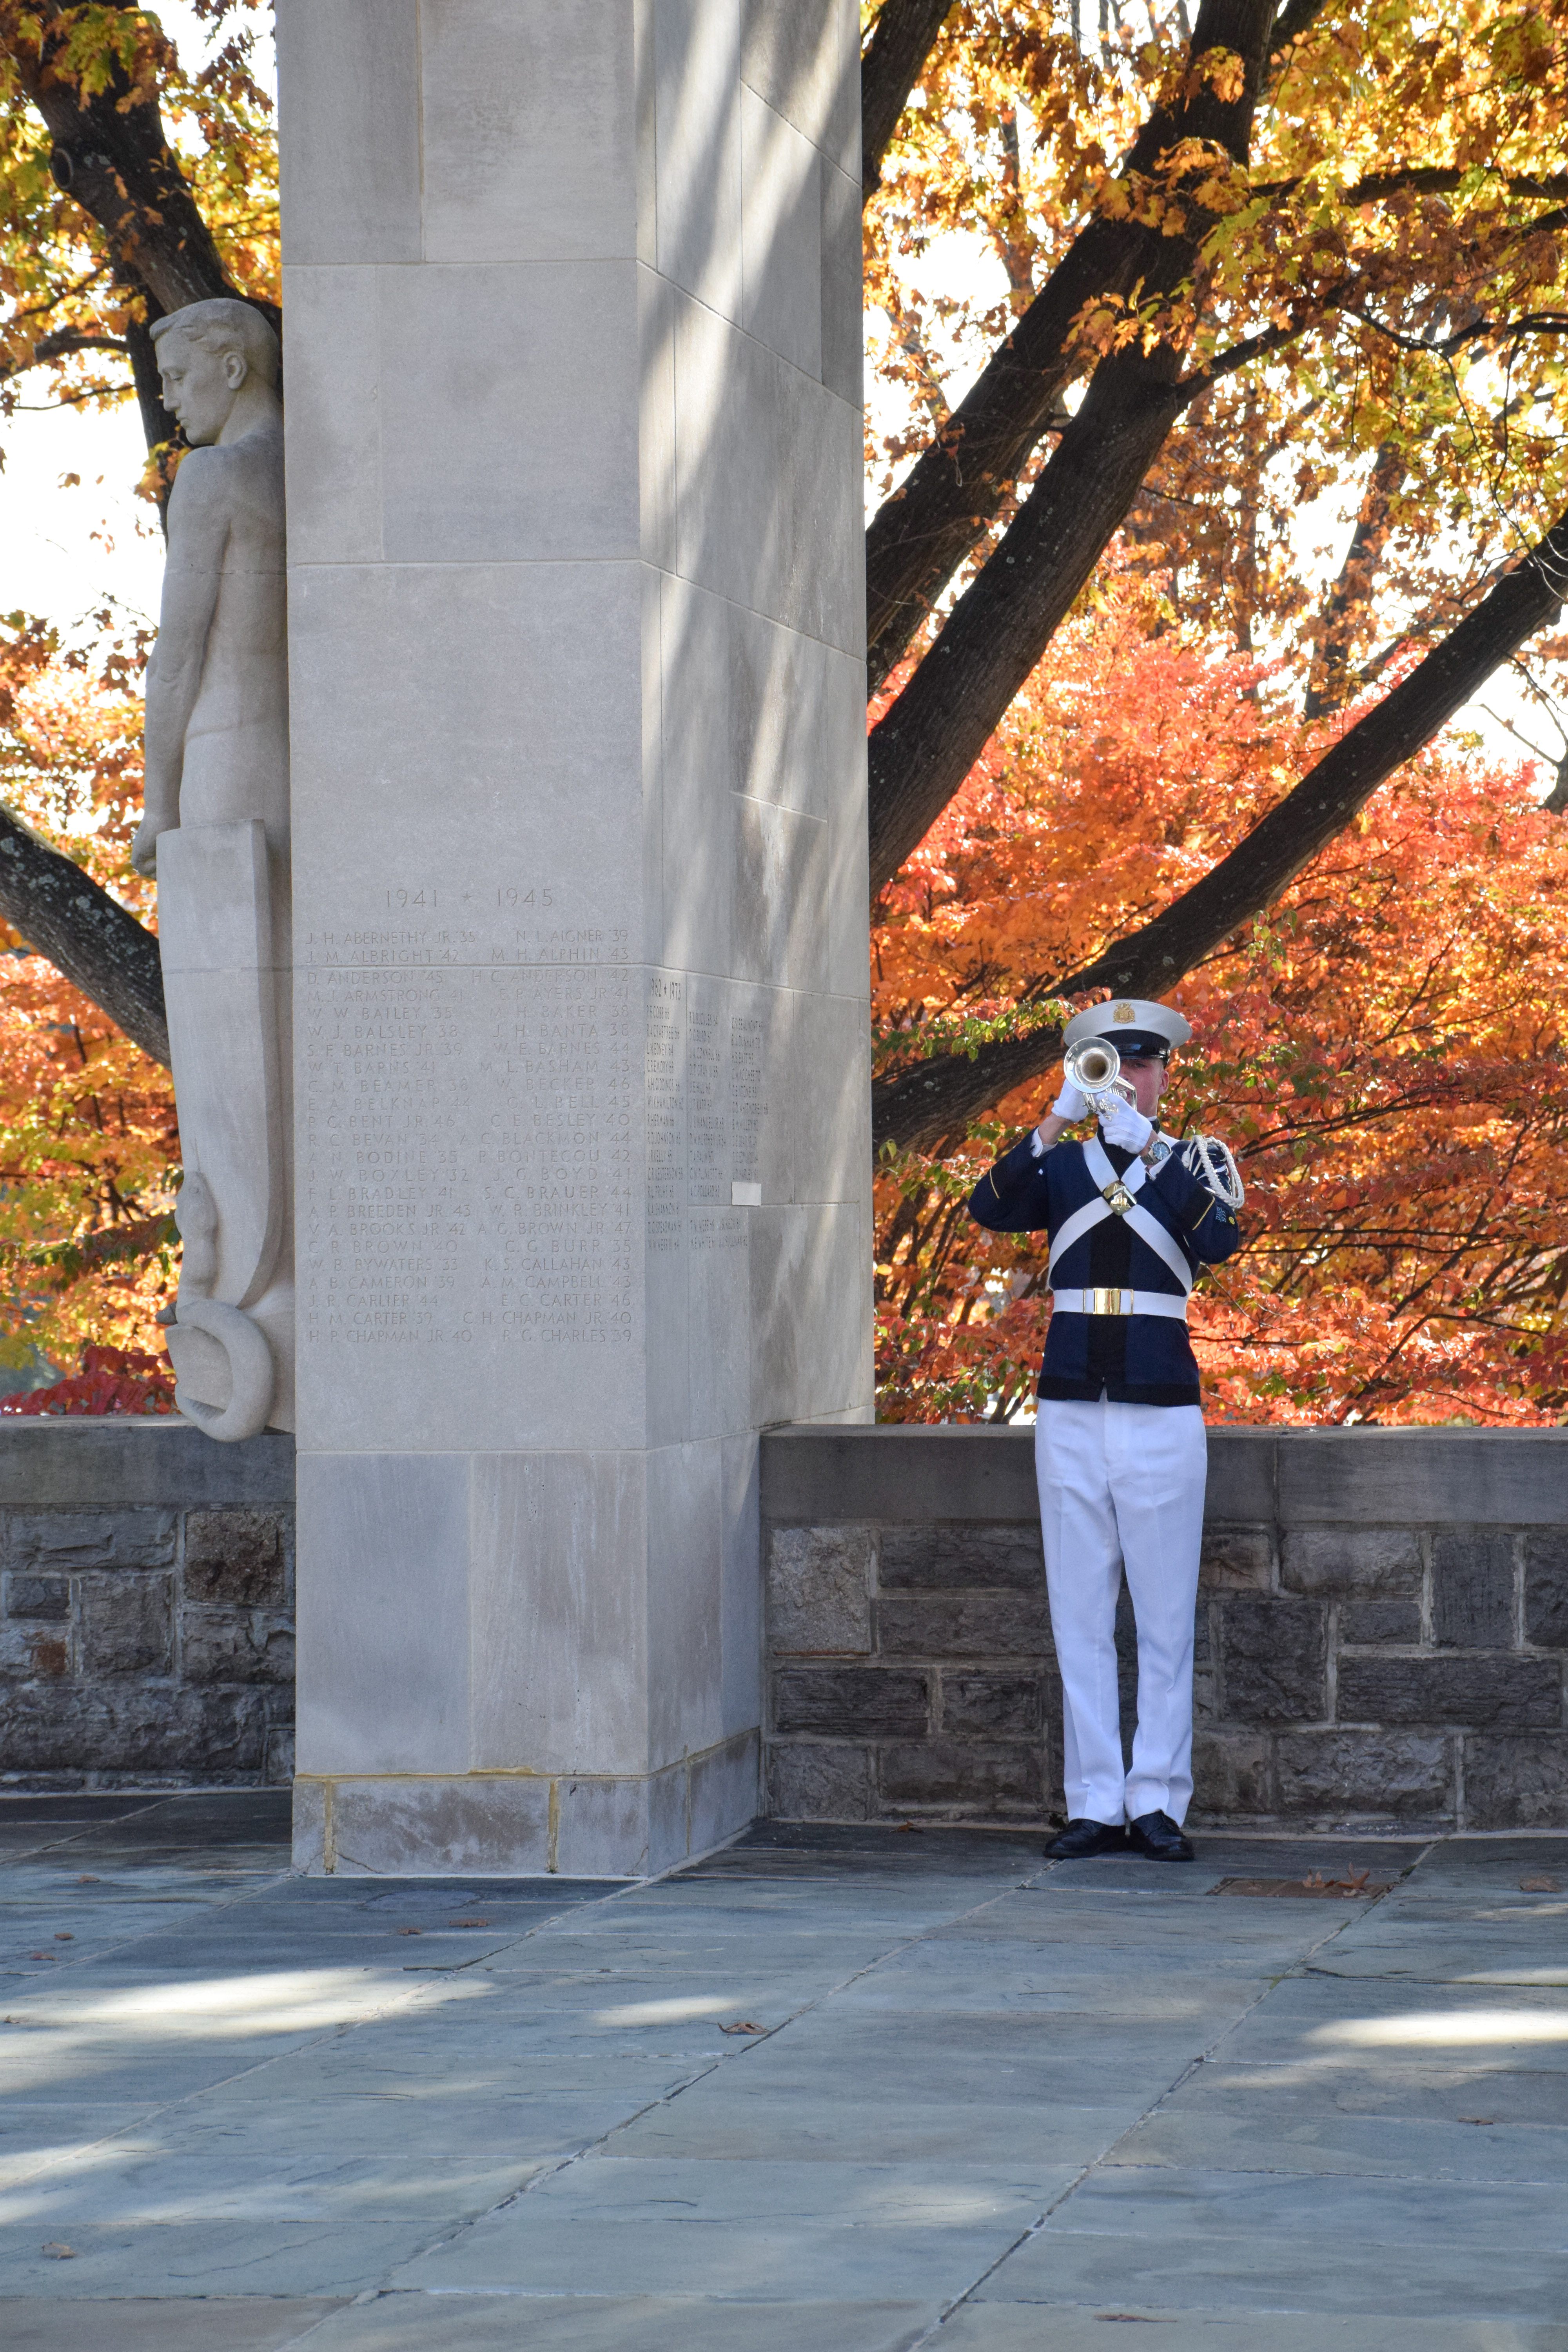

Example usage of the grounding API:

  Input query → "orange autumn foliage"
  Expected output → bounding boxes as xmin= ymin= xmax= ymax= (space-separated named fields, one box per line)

xmin=0 ymin=613 xmax=178 ymax=1387
xmin=0 ymin=1342 xmax=174 ymax=1415
xmin=874 ymin=572 xmax=1568 ymax=1425
xmin=866 ymin=0 xmax=1568 ymax=683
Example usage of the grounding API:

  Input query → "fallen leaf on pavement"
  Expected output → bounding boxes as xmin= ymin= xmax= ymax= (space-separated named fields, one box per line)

xmin=54 ymin=1933 xmax=73 ymax=1942
xmin=1458 ymin=2116 xmax=1497 ymax=2126
xmin=450 ymin=1919 xmax=490 ymax=1928
xmin=1520 ymin=1876 xmax=1562 ymax=1893
xmin=721 ymin=2021 xmax=766 ymax=2035
xmin=76 ymin=1876 xmax=98 ymax=1884
xmin=396 ymin=1927 xmax=422 ymax=1936
xmin=41 ymin=2244 xmax=74 ymax=2259
xmin=1213 ymin=1877 xmax=1393 ymax=1900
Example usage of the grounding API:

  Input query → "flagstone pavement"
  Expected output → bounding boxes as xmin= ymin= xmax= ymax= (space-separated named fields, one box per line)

xmin=0 ymin=1793 xmax=1566 ymax=2348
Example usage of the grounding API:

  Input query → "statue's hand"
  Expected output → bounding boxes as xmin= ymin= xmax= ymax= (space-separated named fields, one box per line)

xmin=131 ymin=817 xmax=162 ymax=879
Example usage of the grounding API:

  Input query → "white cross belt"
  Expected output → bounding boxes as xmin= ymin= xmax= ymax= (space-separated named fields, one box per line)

xmin=1046 ymin=1137 xmax=1196 ymax=1301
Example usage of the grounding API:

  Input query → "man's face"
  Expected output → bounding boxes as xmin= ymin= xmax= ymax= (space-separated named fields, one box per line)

xmin=156 ymin=335 xmax=243 ymax=446
xmin=1119 ymin=1053 xmax=1167 ymax=1118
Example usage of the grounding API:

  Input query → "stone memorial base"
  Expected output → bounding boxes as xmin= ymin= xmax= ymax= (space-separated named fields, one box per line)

xmin=292 ymin=1730 xmax=759 ymax=1880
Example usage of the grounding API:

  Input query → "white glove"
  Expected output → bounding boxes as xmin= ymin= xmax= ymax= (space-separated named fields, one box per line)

xmin=1051 ymin=1082 xmax=1090 ymax=1122
xmin=1099 ymin=1095 xmax=1154 ymax=1154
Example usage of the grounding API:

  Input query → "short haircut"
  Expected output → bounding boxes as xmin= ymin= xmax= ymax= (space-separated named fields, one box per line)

xmin=151 ymin=299 xmax=279 ymax=389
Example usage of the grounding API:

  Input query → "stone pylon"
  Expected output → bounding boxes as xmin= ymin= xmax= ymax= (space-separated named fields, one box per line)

xmin=279 ymin=1 xmax=871 ymax=1874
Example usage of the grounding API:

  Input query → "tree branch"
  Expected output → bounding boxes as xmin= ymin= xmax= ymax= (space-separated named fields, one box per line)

xmin=18 ymin=1208 xmax=176 ymax=1287
xmin=864 ymin=0 xmax=1279 ymax=693
xmin=1268 ymin=0 xmax=1334 ymax=56
xmin=862 ymin=0 xmax=956 ymax=201
xmin=0 ymin=809 xmax=169 ymax=1068
xmin=866 ymin=284 xmax=1310 ymax=895
xmin=1178 ymin=310 xmax=1318 ymax=391
xmin=0 ymin=0 xmax=276 ymax=452
xmin=1303 ymin=439 xmax=1404 ymax=721
xmin=0 ymin=328 xmax=132 ymax=407
xmin=1256 ymin=165 xmax=1568 ymax=206
xmin=1342 ymin=305 xmax=1568 ymax=362
xmin=872 ymin=499 xmax=1568 ymax=1151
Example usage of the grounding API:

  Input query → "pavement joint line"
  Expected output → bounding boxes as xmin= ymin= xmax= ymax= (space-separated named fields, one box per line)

xmin=266 ymin=2303 xmax=370 ymax=2351
xmin=0 ymin=1809 xmax=304 ymax=1984
xmin=0 ymin=1871 xmax=296 ymax=1984
xmin=365 ymin=1842 xmax=1058 ymax=2296
xmin=1104 ymin=2149 xmax=1568 ymax=2181
xmin=0 ymin=1796 xmax=181 ymax=1858
xmin=0 ymin=1845 xmax=665 ymax=2188
xmin=12 ymin=1824 xmax=1568 ymax=2320
xmin=926 ymin=1990 xmax=1283 ymax=2334
xmin=904 ymin=1847 xmax=1446 ymax=2347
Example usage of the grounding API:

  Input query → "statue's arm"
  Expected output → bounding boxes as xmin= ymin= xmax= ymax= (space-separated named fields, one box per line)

xmin=133 ymin=458 xmax=230 ymax=878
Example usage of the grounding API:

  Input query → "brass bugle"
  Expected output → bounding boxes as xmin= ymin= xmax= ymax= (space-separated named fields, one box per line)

xmin=1064 ymin=1038 xmax=1134 ymax=1105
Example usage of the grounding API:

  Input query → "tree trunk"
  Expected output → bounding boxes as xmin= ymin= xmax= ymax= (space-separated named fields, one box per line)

xmin=0 ymin=810 xmax=169 ymax=1069
xmin=866 ymin=0 xmax=1279 ymax=886
xmin=864 ymin=0 xmax=1280 ymax=695
xmin=868 ymin=353 xmax=1194 ymax=891
xmin=1 ymin=1 xmax=278 ymax=376
xmin=872 ymin=500 xmax=1568 ymax=1151
xmin=0 ymin=0 xmax=266 ymax=1064
xmin=1303 ymin=443 xmax=1405 ymax=721
xmin=862 ymin=0 xmax=956 ymax=199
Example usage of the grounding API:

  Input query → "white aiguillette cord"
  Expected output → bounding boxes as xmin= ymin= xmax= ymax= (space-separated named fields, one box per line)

xmin=1182 ymin=1131 xmax=1246 ymax=1209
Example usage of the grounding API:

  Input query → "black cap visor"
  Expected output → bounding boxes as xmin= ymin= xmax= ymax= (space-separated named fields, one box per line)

xmin=1088 ymin=1030 xmax=1170 ymax=1060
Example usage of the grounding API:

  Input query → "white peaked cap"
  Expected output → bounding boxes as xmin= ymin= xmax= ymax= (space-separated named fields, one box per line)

xmin=1062 ymin=998 xmax=1193 ymax=1056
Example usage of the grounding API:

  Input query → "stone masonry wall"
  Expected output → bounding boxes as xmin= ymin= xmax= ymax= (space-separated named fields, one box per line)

xmin=8 ymin=1417 xmax=1566 ymax=1824
xmin=0 ymin=1423 xmax=295 ymax=1789
xmin=761 ymin=1426 xmax=1568 ymax=1833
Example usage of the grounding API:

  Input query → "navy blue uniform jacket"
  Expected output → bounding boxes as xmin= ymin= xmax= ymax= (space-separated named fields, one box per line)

xmin=968 ymin=1131 xmax=1243 ymax=1406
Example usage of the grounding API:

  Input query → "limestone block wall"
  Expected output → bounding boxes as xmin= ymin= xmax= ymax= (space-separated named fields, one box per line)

xmin=0 ymin=1424 xmax=295 ymax=1789
xmin=762 ymin=1426 xmax=1568 ymax=1833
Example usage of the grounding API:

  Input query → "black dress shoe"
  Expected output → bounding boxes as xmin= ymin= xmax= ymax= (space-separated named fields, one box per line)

xmin=1127 ymin=1809 xmax=1194 ymax=1861
xmin=1045 ymin=1818 xmax=1128 ymax=1860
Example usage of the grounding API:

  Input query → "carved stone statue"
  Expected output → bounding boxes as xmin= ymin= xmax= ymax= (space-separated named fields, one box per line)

xmin=133 ymin=298 xmax=292 ymax=1439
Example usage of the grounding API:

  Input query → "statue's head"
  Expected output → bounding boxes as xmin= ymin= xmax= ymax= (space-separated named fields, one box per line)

xmin=151 ymin=299 xmax=280 ymax=445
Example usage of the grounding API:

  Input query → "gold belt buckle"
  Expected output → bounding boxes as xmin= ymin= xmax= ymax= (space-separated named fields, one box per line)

xmin=1102 ymin=1181 xmax=1135 ymax=1216
xmin=1090 ymin=1287 xmax=1131 ymax=1316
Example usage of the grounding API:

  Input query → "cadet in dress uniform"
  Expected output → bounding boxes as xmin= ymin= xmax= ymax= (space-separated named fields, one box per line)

xmin=968 ymin=999 xmax=1243 ymax=1862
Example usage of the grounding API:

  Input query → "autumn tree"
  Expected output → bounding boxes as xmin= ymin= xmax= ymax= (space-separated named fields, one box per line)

xmin=875 ymin=563 xmax=1568 ymax=1423
xmin=862 ymin=0 xmax=1568 ymax=1144
xmin=0 ymin=0 xmax=274 ymax=1068
xmin=2 ymin=0 xmax=1568 ymax=1401
xmin=0 ymin=611 xmax=177 ymax=1380
xmin=2 ymin=2 xmax=1564 ymax=1083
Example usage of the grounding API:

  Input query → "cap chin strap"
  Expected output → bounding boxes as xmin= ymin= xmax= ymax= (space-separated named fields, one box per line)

xmin=1046 ymin=1138 xmax=1196 ymax=1307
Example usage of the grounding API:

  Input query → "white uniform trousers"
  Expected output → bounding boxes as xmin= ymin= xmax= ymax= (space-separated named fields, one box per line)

xmin=1034 ymin=1397 xmax=1207 ymax=1826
